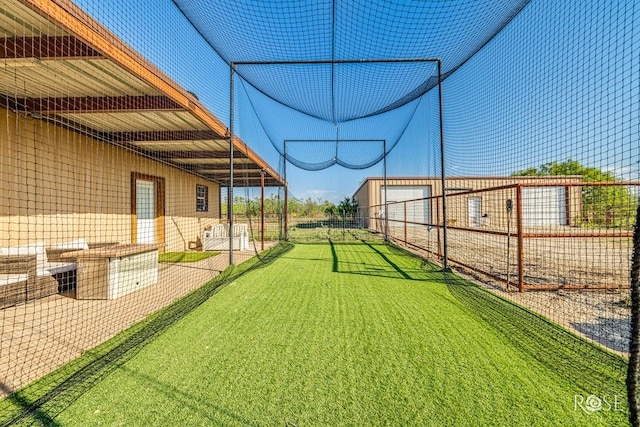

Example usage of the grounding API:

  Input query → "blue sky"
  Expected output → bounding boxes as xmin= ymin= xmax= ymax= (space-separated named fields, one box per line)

xmin=73 ymin=0 xmax=639 ymax=203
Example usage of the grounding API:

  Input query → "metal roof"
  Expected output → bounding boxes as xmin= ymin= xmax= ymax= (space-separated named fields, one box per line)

xmin=0 ymin=0 xmax=284 ymax=188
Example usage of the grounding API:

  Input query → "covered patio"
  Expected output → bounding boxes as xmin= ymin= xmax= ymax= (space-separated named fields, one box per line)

xmin=0 ymin=246 xmax=264 ymax=398
xmin=0 ymin=0 xmax=284 ymax=254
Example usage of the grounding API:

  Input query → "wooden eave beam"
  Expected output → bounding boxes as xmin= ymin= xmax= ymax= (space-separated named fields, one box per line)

xmin=157 ymin=150 xmax=246 ymax=160
xmin=103 ymin=130 xmax=225 ymax=142
xmin=207 ymin=174 xmax=267 ymax=181
xmin=187 ymin=163 xmax=262 ymax=171
xmin=215 ymin=177 xmax=282 ymax=186
xmin=16 ymin=95 xmax=183 ymax=114
xmin=0 ymin=35 xmax=103 ymax=59
xmin=205 ymin=168 xmax=266 ymax=176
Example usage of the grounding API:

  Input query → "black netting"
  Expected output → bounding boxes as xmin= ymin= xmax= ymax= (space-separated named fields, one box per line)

xmin=234 ymin=70 xmax=426 ymax=170
xmin=173 ymin=0 xmax=529 ymax=117
xmin=1 ymin=0 xmax=638 ymax=425
xmin=232 ymin=61 xmax=438 ymax=122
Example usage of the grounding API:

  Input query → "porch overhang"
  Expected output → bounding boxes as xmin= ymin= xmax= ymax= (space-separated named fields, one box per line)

xmin=0 ymin=0 xmax=283 ymax=188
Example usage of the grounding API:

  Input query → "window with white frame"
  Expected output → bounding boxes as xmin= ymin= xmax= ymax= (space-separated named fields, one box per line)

xmin=196 ymin=184 xmax=208 ymax=212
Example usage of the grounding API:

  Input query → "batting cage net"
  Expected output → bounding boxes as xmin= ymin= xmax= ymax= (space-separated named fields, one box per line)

xmin=0 ymin=0 xmax=638 ymax=425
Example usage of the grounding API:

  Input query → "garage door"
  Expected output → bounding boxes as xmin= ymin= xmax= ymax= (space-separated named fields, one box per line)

xmin=381 ymin=186 xmax=431 ymax=225
xmin=522 ymin=187 xmax=566 ymax=226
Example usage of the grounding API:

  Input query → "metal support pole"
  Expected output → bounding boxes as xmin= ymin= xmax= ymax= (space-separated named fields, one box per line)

xmin=506 ymin=198 xmax=513 ymax=289
xmin=260 ymin=170 xmax=265 ymax=251
xmin=226 ymin=59 xmax=442 ymax=249
xmin=436 ymin=198 xmax=441 ymax=259
xmin=437 ymin=59 xmax=449 ymax=272
xmin=383 ymin=140 xmax=388 ymax=241
xmin=229 ymin=64 xmax=235 ymax=265
xmin=516 ymin=185 xmax=525 ymax=292
xmin=283 ymin=142 xmax=289 ymax=241
xmin=403 ymin=201 xmax=408 ymax=243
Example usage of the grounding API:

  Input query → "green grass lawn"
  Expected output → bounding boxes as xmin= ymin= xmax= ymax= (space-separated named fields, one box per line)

xmin=4 ymin=240 xmax=628 ymax=426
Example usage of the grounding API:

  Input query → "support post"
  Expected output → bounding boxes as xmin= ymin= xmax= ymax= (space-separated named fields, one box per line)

xmin=506 ymin=198 xmax=513 ymax=289
xmin=229 ymin=64 xmax=235 ymax=265
xmin=516 ymin=184 xmax=525 ymax=292
xmin=436 ymin=197 xmax=441 ymax=259
xmin=437 ymin=59 xmax=449 ymax=272
xmin=283 ymin=143 xmax=289 ymax=241
xmin=260 ymin=170 xmax=265 ymax=251
xmin=403 ymin=201 xmax=408 ymax=243
xmin=383 ymin=140 xmax=388 ymax=241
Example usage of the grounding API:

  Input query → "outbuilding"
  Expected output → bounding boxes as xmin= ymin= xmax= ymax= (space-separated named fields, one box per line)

xmin=352 ymin=176 xmax=584 ymax=232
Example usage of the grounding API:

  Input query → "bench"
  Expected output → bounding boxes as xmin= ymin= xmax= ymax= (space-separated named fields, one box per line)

xmin=1 ymin=241 xmax=76 ymax=273
xmin=202 ymin=224 xmax=250 ymax=251
xmin=0 ymin=240 xmax=118 ymax=308
xmin=0 ymin=253 xmax=58 ymax=309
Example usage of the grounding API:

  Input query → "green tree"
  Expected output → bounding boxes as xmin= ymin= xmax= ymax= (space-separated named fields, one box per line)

xmin=287 ymin=198 xmax=302 ymax=217
xmin=337 ymin=197 xmax=358 ymax=218
xmin=221 ymin=194 xmax=284 ymax=218
xmin=264 ymin=194 xmax=282 ymax=214
xmin=220 ymin=195 xmax=251 ymax=216
xmin=300 ymin=197 xmax=325 ymax=217
xmin=513 ymin=159 xmax=637 ymax=228
xmin=322 ymin=201 xmax=338 ymax=218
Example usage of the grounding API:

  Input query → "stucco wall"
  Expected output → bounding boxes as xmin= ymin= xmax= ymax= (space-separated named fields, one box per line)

xmin=0 ymin=107 xmax=220 ymax=251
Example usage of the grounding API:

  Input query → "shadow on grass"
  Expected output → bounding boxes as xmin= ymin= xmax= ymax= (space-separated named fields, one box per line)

xmin=358 ymin=239 xmax=412 ymax=280
xmin=325 ymin=237 xmax=444 ymax=283
xmin=0 ymin=242 xmax=293 ymax=426
xmin=329 ymin=238 xmax=339 ymax=272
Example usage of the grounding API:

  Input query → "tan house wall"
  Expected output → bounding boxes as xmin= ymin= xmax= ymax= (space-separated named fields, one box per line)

xmin=0 ymin=107 xmax=220 ymax=251
xmin=353 ymin=176 xmax=584 ymax=230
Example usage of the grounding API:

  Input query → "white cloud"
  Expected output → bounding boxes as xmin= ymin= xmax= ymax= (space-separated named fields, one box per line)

xmin=296 ymin=189 xmax=337 ymax=202
xmin=602 ymin=165 xmax=638 ymax=182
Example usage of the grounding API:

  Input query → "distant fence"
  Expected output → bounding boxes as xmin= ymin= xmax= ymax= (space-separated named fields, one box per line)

xmin=366 ymin=182 xmax=640 ymax=292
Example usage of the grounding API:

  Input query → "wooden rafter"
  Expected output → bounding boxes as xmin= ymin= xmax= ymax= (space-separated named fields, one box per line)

xmin=0 ymin=36 xmax=102 ymax=60
xmin=208 ymin=173 xmax=267 ymax=180
xmin=186 ymin=163 xmax=262 ymax=171
xmin=104 ymin=130 xmax=225 ymax=142
xmin=15 ymin=95 xmax=183 ymax=114
xmin=157 ymin=150 xmax=247 ymax=160
xmin=215 ymin=177 xmax=283 ymax=186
